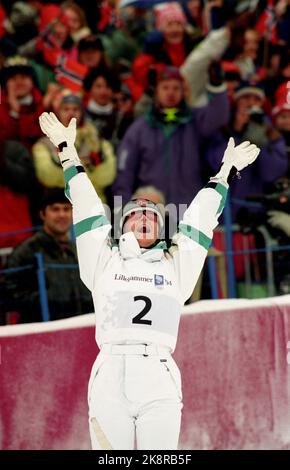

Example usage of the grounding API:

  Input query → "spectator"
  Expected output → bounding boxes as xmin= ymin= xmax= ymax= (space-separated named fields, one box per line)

xmin=98 ymin=3 xmax=145 ymax=67
xmin=221 ymin=60 xmax=242 ymax=103
xmin=128 ymin=1 xmax=200 ymax=102
xmin=272 ymin=83 xmax=290 ymax=175
xmin=5 ymin=189 xmax=93 ymax=323
xmin=264 ymin=47 xmax=290 ymax=101
xmin=78 ymin=34 xmax=108 ymax=70
xmin=113 ymin=65 xmax=229 ymax=216
xmin=112 ymin=83 xmax=135 ymax=144
xmin=84 ymin=66 xmax=121 ymax=142
xmin=33 ymin=89 xmax=116 ymax=204
xmin=0 ymin=138 xmax=37 ymax=249
xmin=223 ymin=22 xmax=267 ymax=83
xmin=61 ymin=1 xmax=91 ymax=44
xmin=4 ymin=1 xmax=38 ymax=47
xmin=181 ymin=0 xmax=204 ymax=34
xmin=205 ymin=80 xmax=288 ymax=221
xmin=0 ymin=56 xmax=44 ymax=148
xmin=19 ymin=4 xmax=76 ymax=65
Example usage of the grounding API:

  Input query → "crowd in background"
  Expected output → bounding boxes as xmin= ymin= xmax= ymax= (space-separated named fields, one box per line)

xmin=0 ymin=0 xmax=290 ymax=324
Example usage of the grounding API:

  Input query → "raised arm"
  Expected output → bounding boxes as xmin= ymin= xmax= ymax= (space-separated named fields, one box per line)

xmin=39 ymin=112 xmax=112 ymax=291
xmin=170 ymin=138 xmax=260 ymax=302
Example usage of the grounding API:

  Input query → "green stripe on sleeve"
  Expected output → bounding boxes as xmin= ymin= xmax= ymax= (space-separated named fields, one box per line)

xmin=64 ymin=166 xmax=79 ymax=201
xmin=215 ymin=183 xmax=228 ymax=214
xmin=179 ymin=223 xmax=211 ymax=250
xmin=74 ymin=215 xmax=110 ymax=238
xmin=64 ymin=166 xmax=79 ymax=184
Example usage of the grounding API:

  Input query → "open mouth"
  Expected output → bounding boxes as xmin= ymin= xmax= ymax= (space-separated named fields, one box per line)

xmin=138 ymin=224 xmax=150 ymax=234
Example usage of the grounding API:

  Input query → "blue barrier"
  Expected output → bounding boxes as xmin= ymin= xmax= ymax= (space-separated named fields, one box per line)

xmin=207 ymin=256 xmax=219 ymax=300
xmin=223 ymin=193 xmax=237 ymax=298
xmin=0 ymin=226 xmax=42 ymax=238
xmin=0 ymin=265 xmax=33 ymax=275
xmin=35 ymin=253 xmax=50 ymax=322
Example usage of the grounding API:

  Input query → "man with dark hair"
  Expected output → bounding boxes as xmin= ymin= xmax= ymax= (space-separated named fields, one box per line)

xmin=5 ymin=188 xmax=93 ymax=323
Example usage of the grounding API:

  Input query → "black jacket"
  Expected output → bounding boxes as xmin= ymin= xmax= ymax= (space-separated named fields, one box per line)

xmin=5 ymin=230 xmax=94 ymax=322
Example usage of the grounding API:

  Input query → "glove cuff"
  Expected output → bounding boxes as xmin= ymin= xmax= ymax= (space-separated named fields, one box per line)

xmin=213 ymin=163 xmax=239 ymax=184
xmin=58 ymin=144 xmax=81 ymax=168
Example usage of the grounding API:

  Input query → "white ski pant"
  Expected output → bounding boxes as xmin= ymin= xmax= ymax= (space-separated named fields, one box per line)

xmin=88 ymin=343 xmax=183 ymax=450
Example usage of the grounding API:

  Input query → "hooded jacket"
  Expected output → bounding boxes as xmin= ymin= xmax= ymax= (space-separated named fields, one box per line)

xmin=113 ymin=91 xmax=229 ymax=210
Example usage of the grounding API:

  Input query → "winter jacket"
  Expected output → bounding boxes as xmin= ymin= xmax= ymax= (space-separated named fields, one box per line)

xmin=0 ymin=88 xmax=44 ymax=149
xmin=32 ymin=122 xmax=116 ymax=203
xmin=113 ymin=92 xmax=230 ymax=210
xmin=5 ymin=230 xmax=93 ymax=323
xmin=205 ymin=131 xmax=288 ymax=220
xmin=0 ymin=139 xmax=36 ymax=248
xmin=128 ymin=31 xmax=200 ymax=102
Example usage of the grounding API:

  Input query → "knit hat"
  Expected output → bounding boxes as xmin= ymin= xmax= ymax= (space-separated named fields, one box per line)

xmin=272 ymin=83 xmax=290 ymax=116
xmin=221 ymin=61 xmax=241 ymax=81
xmin=272 ymin=99 xmax=290 ymax=116
xmin=38 ymin=4 xmax=68 ymax=33
xmin=51 ymin=88 xmax=83 ymax=113
xmin=156 ymin=65 xmax=184 ymax=84
xmin=9 ymin=1 xmax=38 ymax=29
xmin=120 ymin=198 xmax=165 ymax=232
xmin=234 ymin=80 xmax=265 ymax=101
xmin=154 ymin=2 xmax=187 ymax=31
xmin=60 ymin=89 xmax=83 ymax=107
xmin=1 ymin=56 xmax=35 ymax=85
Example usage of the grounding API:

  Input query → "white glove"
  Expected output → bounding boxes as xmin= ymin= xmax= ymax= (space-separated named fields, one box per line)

xmin=213 ymin=138 xmax=260 ymax=183
xmin=39 ymin=112 xmax=80 ymax=168
xmin=267 ymin=210 xmax=290 ymax=237
xmin=39 ymin=112 xmax=76 ymax=147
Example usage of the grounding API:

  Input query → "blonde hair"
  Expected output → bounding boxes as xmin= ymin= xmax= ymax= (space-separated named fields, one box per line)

xmin=61 ymin=1 xmax=88 ymax=28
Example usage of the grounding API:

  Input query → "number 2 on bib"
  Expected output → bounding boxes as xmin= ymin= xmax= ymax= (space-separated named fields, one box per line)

xmin=132 ymin=295 xmax=152 ymax=325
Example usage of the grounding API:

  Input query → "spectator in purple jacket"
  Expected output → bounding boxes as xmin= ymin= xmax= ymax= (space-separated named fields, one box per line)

xmin=113 ymin=65 xmax=229 ymax=219
xmin=205 ymin=80 xmax=288 ymax=221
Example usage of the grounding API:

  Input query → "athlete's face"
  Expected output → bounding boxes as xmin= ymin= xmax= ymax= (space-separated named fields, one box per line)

xmin=123 ymin=210 xmax=159 ymax=248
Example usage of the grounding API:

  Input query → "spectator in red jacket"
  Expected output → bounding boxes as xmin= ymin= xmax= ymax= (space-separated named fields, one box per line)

xmin=0 ymin=56 xmax=44 ymax=149
xmin=127 ymin=2 xmax=200 ymax=102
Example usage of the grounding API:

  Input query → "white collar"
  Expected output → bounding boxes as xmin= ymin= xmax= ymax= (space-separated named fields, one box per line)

xmin=87 ymin=99 xmax=113 ymax=115
xmin=19 ymin=94 xmax=33 ymax=105
xmin=119 ymin=232 xmax=166 ymax=262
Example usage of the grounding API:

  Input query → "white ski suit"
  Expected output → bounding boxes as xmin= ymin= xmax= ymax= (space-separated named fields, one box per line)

xmin=64 ymin=164 xmax=228 ymax=450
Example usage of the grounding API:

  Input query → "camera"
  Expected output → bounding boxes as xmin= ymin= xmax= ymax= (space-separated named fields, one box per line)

xmin=237 ymin=178 xmax=290 ymax=233
xmin=248 ymin=106 xmax=265 ymax=125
